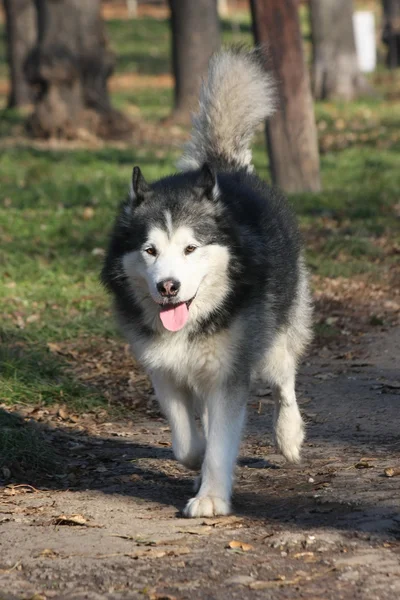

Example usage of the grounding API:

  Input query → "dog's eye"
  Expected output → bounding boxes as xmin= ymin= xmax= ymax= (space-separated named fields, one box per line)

xmin=145 ymin=247 xmax=157 ymax=256
xmin=184 ymin=245 xmax=197 ymax=255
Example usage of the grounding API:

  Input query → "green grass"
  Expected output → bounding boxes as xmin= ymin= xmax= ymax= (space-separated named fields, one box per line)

xmin=0 ymin=11 xmax=399 ymax=424
xmin=0 ymin=408 xmax=61 ymax=480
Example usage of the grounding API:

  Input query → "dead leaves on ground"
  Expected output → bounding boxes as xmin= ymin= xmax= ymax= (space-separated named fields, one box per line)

xmin=47 ymin=337 xmax=155 ymax=414
xmin=384 ymin=467 xmax=400 ymax=477
xmin=3 ymin=484 xmax=41 ymax=496
xmin=227 ymin=540 xmax=254 ymax=552
xmin=248 ymin=567 xmax=337 ymax=590
xmin=53 ymin=513 xmax=103 ymax=528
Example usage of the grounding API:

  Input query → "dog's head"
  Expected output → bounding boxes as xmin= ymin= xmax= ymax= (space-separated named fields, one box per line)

xmin=114 ymin=165 xmax=232 ymax=332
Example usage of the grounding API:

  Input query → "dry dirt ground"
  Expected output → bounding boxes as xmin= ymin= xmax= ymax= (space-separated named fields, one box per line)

xmin=1 ymin=325 xmax=400 ymax=600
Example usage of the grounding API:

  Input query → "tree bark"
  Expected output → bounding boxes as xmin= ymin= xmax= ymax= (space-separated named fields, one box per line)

xmin=3 ymin=0 xmax=37 ymax=108
xmin=250 ymin=0 xmax=321 ymax=193
xmin=382 ymin=0 xmax=400 ymax=68
xmin=25 ymin=0 xmax=132 ymax=139
xmin=310 ymin=0 xmax=371 ymax=100
xmin=169 ymin=0 xmax=221 ymax=123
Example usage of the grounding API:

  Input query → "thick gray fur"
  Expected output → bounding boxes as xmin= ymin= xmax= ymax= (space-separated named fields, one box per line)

xmin=178 ymin=47 xmax=277 ymax=172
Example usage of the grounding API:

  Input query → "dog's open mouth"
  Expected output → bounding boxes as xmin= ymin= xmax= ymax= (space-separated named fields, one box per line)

xmin=159 ymin=298 xmax=194 ymax=332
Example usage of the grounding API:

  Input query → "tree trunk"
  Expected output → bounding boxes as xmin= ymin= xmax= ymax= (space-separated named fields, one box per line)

xmin=382 ymin=0 xmax=400 ymax=68
xmin=169 ymin=0 xmax=221 ymax=123
xmin=250 ymin=0 xmax=321 ymax=193
xmin=2 ymin=0 xmax=37 ymax=108
xmin=310 ymin=0 xmax=371 ymax=100
xmin=25 ymin=0 xmax=132 ymax=139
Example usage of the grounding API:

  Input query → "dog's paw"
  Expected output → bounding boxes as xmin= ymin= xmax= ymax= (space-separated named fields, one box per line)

xmin=183 ymin=495 xmax=231 ymax=518
xmin=275 ymin=406 xmax=305 ymax=464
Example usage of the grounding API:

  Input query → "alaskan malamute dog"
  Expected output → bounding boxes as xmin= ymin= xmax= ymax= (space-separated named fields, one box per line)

xmin=102 ymin=48 xmax=312 ymax=517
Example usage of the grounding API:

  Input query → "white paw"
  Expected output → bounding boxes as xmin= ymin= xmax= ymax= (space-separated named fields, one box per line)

xmin=275 ymin=406 xmax=305 ymax=463
xmin=183 ymin=495 xmax=231 ymax=518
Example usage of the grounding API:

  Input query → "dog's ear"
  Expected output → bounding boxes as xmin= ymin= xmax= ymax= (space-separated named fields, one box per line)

xmin=194 ymin=163 xmax=220 ymax=202
xmin=129 ymin=166 xmax=151 ymax=206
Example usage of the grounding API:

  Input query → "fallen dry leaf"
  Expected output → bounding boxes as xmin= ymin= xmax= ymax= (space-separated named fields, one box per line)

xmin=35 ymin=548 xmax=59 ymax=559
xmin=26 ymin=313 xmax=40 ymax=324
xmin=202 ymin=516 xmax=243 ymax=528
xmin=178 ymin=526 xmax=213 ymax=535
xmin=54 ymin=513 xmax=87 ymax=526
xmin=249 ymin=567 xmax=337 ymax=589
xmin=384 ymin=467 xmax=400 ymax=477
xmin=249 ymin=580 xmax=277 ymax=590
xmin=52 ymin=513 xmax=104 ymax=528
xmin=227 ymin=540 xmax=254 ymax=552
xmin=0 ymin=562 xmax=21 ymax=574
xmin=58 ymin=407 xmax=68 ymax=420
xmin=4 ymin=484 xmax=39 ymax=495
xmin=83 ymin=206 xmax=95 ymax=220
xmin=166 ymin=547 xmax=191 ymax=557
xmin=354 ymin=461 xmax=374 ymax=469
xmin=293 ymin=551 xmax=315 ymax=559
xmin=47 ymin=342 xmax=62 ymax=354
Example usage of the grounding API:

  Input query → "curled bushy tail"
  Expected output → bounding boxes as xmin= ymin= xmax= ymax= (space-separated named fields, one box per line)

xmin=178 ymin=47 xmax=276 ymax=173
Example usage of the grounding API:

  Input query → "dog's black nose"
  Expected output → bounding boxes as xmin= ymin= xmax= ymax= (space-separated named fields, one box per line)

xmin=157 ymin=279 xmax=181 ymax=297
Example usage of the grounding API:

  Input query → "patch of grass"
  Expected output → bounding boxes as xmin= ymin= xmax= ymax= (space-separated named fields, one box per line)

xmin=0 ymin=408 xmax=61 ymax=479
xmin=107 ymin=17 xmax=171 ymax=76
xmin=112 ymin=87 xmax=174 ymax=121
xmin=0 ymin=331 xmax=108 ymax=411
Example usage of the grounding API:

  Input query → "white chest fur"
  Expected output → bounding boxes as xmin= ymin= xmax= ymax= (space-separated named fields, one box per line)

xmin=126 ymin=323 xmax=241 ymax=395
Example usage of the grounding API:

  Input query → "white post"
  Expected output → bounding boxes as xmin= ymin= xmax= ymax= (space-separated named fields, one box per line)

xmin=127 ymin=0 xmax=138 ymax=18
xmin=353 ymin=11 xmax=376 ymax=73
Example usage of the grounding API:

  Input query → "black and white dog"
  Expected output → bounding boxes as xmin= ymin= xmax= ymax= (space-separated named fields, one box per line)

xmin=102 ymin=48 xmax=312 ymax=517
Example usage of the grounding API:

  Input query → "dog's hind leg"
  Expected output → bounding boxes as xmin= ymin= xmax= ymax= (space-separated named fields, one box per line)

xmin=151 ymin=372 xmax=205 ymax=471
xmin=262 ymin=333 xmax=305 ymax=463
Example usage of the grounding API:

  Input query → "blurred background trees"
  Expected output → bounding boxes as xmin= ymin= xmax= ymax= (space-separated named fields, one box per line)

xmin=3 ymin=0 xmax=36 ymax=108
xmin=310 ymin=0 xmax=372 ymax=100
xmin=169 ymin=0 xmax=220 ymax=123
xmin=3 ymin=0 xmax=132 ymax=138
xmin=0 ymin=0 xmax=395 ymax=190
xmin=251 ymin=0 xmax=321 ymax=192
xmin=382 ymin=0 xmax=400 ymax=67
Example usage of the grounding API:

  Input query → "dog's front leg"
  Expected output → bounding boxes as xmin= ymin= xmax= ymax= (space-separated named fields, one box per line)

xmin=183 ymin=385 xmax=247 ymax=517
xmin=151 ymin=371 xmax=205 ymax=471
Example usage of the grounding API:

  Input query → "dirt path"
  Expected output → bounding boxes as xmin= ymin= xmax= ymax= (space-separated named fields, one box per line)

xmin=1 ymin=327 xmax=399 ymax=599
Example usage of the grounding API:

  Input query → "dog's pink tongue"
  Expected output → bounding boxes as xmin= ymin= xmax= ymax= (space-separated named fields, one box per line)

xmin=159 ymin=303 xmax=189 ymax=332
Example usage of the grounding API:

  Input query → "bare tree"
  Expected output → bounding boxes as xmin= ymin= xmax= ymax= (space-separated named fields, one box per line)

xmin=3 ymin=0 xmax=37 ymax=108
xmin=25 ymin=0 xmax=132 ymax=139
xmin=382 ymin=0 xmax=400 ymax=68
xmin=169 ymin=0 xmax=221 ymax=123
xmin=310 ymin=0 xmax=371 ymax=100
xmin=250 ymin=0 xmax=321 ymax=193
